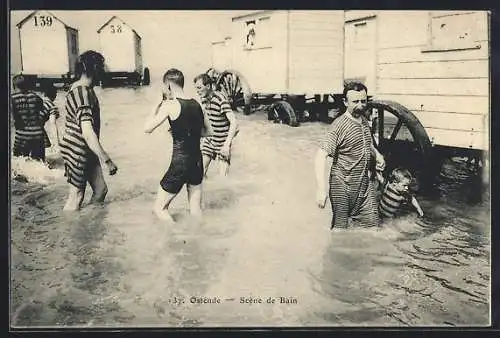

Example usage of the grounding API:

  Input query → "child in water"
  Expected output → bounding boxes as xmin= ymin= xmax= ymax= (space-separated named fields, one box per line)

xmin=378 ymin=167 xmax=424 ymax=219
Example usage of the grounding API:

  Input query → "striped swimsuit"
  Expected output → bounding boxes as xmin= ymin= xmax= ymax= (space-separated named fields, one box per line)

xmin=320 ymin=113 xmax=379 ymax=228
xmin=10 ymin=91 xmax=47 ymax=161
xmin=200 ymin=91 xmax=233 ymax=163
xmin=379 ymin=182 xmax=411 ymax=218
xmin=41 ymin=96 xmax=60 ymax=148
xmin=59 ymin=85 xmax=101 ymax=190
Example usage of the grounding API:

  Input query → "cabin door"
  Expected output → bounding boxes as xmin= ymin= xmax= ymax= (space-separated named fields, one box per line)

xmin=344 ymin=16 xmax=377 ymax=95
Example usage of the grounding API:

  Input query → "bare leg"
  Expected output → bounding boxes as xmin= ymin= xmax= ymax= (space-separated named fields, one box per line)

xmin=218 ymin=160 xmax=230 ymax=177
xmin=187 ymin=183 xmax=203 ymax=219
xmin=63 ymin=185 xmax=85 ymax=211
xmin=202 ymin=154 xmax=212 ymax=178
xmin=88 ymin=161 xmax=108 ymax=204
xmin=153 ymin=185 xmax=177 ymax=222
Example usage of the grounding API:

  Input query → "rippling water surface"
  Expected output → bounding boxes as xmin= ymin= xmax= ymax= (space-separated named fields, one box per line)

xmin=10 ymin=85 xmax=490 ymax=327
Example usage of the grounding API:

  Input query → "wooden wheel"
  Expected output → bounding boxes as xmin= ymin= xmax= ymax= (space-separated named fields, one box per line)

xmin=368 ymin=100 xmax=438 ymax=190
xmin=215 ymin=70 xmax=252 ymax=114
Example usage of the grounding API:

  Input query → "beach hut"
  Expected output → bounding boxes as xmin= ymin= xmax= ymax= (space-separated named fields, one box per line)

xmin=97 ymin=15 xmax=150 ymax=86
xmin=16 ymin=10 xmax=79 ymax=86
xmin=211 ymin=10 xmax=490 ymax=187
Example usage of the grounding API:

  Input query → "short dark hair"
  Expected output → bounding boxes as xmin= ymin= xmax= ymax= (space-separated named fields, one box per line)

xmin=163 ymin=68 xmax=184 ymax=88
xmin=42 ymin=83 xmax=58 ymax=101
xmin=389 ymin=167 xmax=413 ymax=184
xmin=343 ymin=81 xmax=368 ymax=98
xmin=74 ymin=50 xmax=105 ymax=80
xmin=193 ymin=73 xmax=213 ymax=86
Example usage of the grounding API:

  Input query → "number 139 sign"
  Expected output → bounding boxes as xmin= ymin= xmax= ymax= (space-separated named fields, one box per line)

xmin=33 ymin=15 xmax=53 ymax=27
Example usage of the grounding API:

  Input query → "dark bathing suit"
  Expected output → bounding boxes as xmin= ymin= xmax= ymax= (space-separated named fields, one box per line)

xmin=161 ymin=98 xmax=205 ymax=194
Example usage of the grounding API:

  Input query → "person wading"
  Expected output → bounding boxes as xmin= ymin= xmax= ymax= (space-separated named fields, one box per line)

xmin=59 ymin=50 xmax=118 ymax=211
xmin=315 ymin=81 xmax=385 ymax=229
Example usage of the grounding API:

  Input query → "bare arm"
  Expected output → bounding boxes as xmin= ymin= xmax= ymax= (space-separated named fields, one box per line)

xmin=45 ymin=114 xmax=60 ymax=146
xmin=223 ymin=111 xmax=239 ymax=147
xmin=411 ymin=196 xmax=424 ymax=217
xmin=81 ymin=121 xmax=111 ymax=163
xmin=144 ymin=100 xmax=175 ymax=134
xmin=315 ymin=148 xmax=330 ymax=208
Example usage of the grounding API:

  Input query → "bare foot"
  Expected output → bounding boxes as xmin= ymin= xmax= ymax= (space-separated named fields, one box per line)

xmin=63 ymin=201 xmax=81 ymax=212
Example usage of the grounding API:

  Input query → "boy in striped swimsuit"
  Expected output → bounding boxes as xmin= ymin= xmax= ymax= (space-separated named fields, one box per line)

xmin=194 ymin=73 xmax=239 ymax=177
xmin=40 ymin=83 xmax=60 ymax=150
xmin=10 ymin=74 xmax=48 ymax=162
xmin=379 ymin=167 xmax=424 ymax=219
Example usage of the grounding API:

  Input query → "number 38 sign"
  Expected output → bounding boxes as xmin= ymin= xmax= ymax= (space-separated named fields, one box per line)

xmin=33 ymin=15 xmax=53 ymax=27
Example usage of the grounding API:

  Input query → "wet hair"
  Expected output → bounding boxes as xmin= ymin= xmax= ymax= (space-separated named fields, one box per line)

xmin=389 ymin=167 xmax=413 ymax=184
xmin=343 ymin=81 xmax=368 ymax=98
xmin=74 ymin=50 xmax=105 ymax=81
xmin=163 ymin=68 xmax=184 ymax=88
xmin=42 ymin=83 xmax=57 ymax=101
xmin=193 ymin=73 xmax=213 ymax=87
xmin=13 ymin=74 xmax=29 ymax=91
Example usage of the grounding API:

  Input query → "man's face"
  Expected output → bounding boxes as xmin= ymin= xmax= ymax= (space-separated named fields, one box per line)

xmin=195 ymin=80 xmax=211 ymax=98
xmin=344 ymin=89 xmax=368 ymax=118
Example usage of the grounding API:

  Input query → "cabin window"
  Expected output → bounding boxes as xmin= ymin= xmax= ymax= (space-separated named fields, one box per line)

xmin=423 ymin=12 xmax=482 ymax=52
xmin=243 ymin=16 xmax=272 ymax=50
xmin=70 ymin=34 xmax=77 ymax=54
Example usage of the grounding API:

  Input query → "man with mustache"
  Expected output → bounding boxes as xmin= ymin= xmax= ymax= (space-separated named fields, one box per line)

xmin=315 ymin=81 xmax=385 ymax=229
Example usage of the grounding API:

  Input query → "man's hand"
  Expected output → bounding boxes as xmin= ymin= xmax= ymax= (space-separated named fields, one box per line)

xmin=219 ymin=144 xmax=231 ymax=158
xmin=105 ymin=158 xmax=118 ymax=176
xmin=316 ymin=188 xmax=328 ymax=208
xmin=375 ymin=152 xmax=385 ymax=172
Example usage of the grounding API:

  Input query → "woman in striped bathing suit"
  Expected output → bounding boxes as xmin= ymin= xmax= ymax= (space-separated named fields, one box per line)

xmin=10 ymin=74 xmax=48 ymax=161
xmin=59 ymin=51 xmax=118 ymax=211
xmin=315 ymin=81 xmax=385 ymax=229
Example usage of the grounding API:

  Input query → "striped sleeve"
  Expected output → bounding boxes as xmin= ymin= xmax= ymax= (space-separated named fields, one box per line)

xmin=218 ymin=92 xmax=233 ymax=115
xmin=41 ymin=97 xmax=59 ymax=121
xmin=69 ymin=86 xmax=94 ymax=125
xmin=320 ymin=117 xmax=345 ymax=156
xmin=212 ymin=92 xmax=231 ymax=116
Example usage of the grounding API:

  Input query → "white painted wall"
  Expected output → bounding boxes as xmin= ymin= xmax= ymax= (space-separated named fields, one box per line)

xmin=98 ymin=17 xmax=136 ymax=72
xmin=20 ymin=11 xmax=69 ymax=75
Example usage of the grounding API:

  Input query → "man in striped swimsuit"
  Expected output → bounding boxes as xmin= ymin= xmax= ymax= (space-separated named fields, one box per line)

xmin=315 ymin=82 xmax=385 ymax=229
xmin=40 ymin=83 xmax=60 ymax=150
xmin=10 ymin=74 xmax=48 ymax=161
xmin=59 ymin=51 xmax=118 ymax=211
xmin=194 ymin=73 xmax=239 ymax=177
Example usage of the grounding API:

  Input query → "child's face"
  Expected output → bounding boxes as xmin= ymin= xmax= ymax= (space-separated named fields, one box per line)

xmin=393 ymin=178 xmax=411 ymax=193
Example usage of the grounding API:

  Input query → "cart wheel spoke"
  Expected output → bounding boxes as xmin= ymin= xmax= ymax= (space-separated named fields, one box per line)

xmin=390 ymin=119 xmax=403 ymax=141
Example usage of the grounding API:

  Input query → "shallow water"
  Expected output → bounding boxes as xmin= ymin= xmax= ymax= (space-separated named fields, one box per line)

xmin=10 ymin=85 xmax=490 ymax=327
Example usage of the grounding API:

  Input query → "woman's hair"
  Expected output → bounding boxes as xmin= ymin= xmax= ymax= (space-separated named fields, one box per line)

xmin=74 ymin=50 xmax=105 ymax=81
xmin=389 ymin=167 xmax=413 ymax=184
